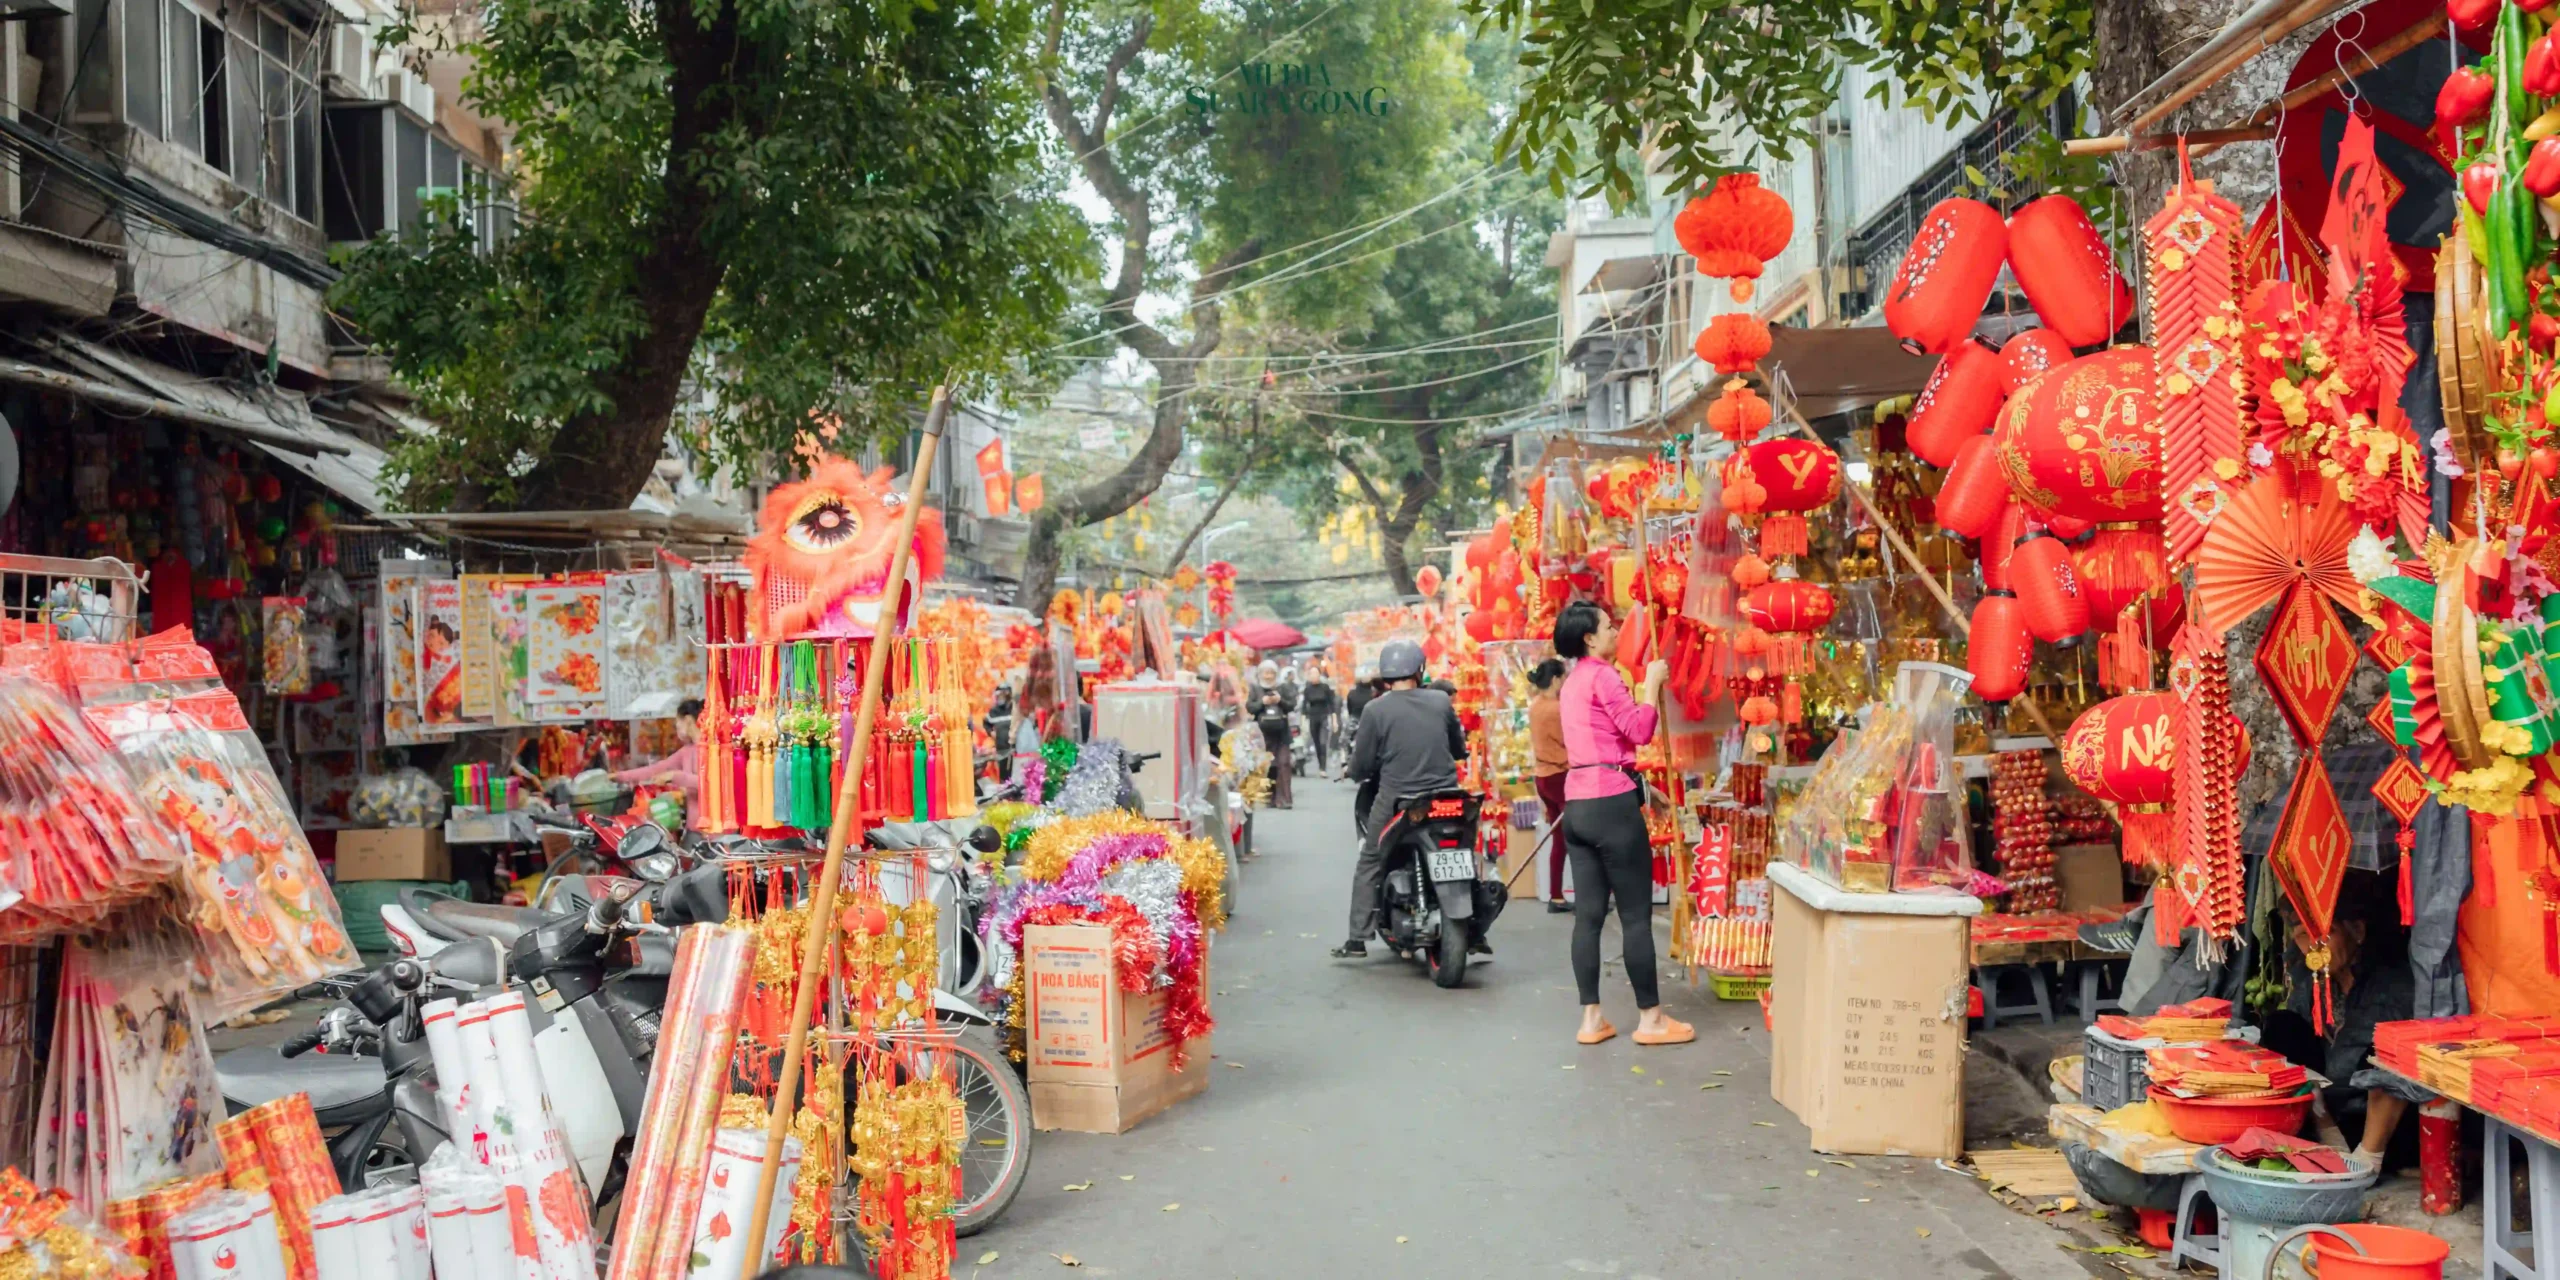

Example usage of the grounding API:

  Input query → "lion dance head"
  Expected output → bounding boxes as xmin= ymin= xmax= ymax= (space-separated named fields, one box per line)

xmin=744 ymin=458 xmax=947 ymax=639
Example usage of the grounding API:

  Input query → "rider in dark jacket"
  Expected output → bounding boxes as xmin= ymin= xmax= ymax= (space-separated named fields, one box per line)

xmin=1334 ymin=640 xmax=1466 ymax=959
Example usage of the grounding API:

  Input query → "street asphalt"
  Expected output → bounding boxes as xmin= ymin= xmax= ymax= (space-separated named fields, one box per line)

xmin=964 ymin=774 xmax=2093 ymax=1279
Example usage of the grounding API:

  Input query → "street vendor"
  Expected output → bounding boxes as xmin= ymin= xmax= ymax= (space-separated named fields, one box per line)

xmin=611 ymin=698 xmax=703 ymax=823
xmin=2260 ymin=877 xmax=2422 ymax=1168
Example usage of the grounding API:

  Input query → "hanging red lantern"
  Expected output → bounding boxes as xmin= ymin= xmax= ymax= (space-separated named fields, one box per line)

xmin=1906 ymin=338 xmax=2008 ymax=467
xmin=2008 ymin=531 xmax=2090 ymax=643
xmin=1465 ymin=531 xmax=1500 ymax=571
xmin=2045 ymin=514 xmax=2095 ymax=540
xmin=1993 ymin=345 xmax=2164 ymax=523
xmin=1744 ymin=579 xmax=1836 ymax=633
xmin=1464 ymin=609 xmax=1496 ymax=643
xmin=1981 ymin=500 xmax=2031 ymax=594
xmin=1694 ymin=313 xmax=1774 ymax=374
xmin=1707 ymin=381 xmax=1774 ymax=442
xmin=1673 ymin=174 xmax=1795 ymax=303
xmin=1739 ymin=694 xmax=1780 ymax=725
xmin=2000 ymin=328 xmax=2074 ymax=392
xmin=2006 ymin=195 xmax=2136 ymax=348
xmin=1931 ymin=434 xmax=2008 ymax=538
xmin=1414 ymin=564 xmax=1444 ymax=596
xmin=2073 ymin=524 xmax=2167 ymax=624
xmin=2061 ymin=692 xmax=2179 ymax=869
xmin=1885 ymin=198 xmax=2008 ymax=355
xmin=1967 ymin=593 xmax=2034 ymax=703
xmin=1730 ymin=553 xmax=1772 ymax=590
xmin=1729 ymin=436 xmax=1838 ymax=558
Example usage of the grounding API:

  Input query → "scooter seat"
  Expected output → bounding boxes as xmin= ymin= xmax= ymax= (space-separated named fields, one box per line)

xmin=400 ymin=888 xmax=549 ymax=945
xmin=215 ymin=1043 xmax=385 ymax=1116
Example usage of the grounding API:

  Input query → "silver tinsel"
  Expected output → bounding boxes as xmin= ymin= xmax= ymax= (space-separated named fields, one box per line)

xmin=1100 ymin=858 xmax=1185 ymax=987
xmin=1056 ymin=738 xmax=1127 ymax=816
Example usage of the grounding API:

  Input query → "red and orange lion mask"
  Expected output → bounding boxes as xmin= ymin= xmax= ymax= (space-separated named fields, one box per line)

xmin=744 ymin=458 xmax=947 ymax=639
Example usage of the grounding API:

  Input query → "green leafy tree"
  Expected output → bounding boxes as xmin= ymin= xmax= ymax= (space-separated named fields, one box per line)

xmin=1017 ymin=0 xmax=1474 ymax=609
xmin=333 ymin=0 xmax=1091 ymax=510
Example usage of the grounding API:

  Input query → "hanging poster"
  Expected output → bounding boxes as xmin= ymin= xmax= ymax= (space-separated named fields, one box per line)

xmin=380 ymin=562 xmax=452 ymax=747
xmin=459 ymin=573 xmax=533 ymax=719
xmin=493 ymin=585 xmax=601 ymax=724
xmin=603 ymin=571 xmax=677 ymax=720
xmin=420 ymin=579 xmax=471 ymax=730
xmin=525 ymin=582 xmax=606 ymax=708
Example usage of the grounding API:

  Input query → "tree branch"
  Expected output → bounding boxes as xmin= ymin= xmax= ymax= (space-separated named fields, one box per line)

xmin=1091 ymin=15 xmax=1153 ymax=139
xmin=1160 ymin=411 xmax=1268 ymax=572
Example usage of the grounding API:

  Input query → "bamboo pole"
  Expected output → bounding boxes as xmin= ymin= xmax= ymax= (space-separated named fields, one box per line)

xmin=1630 ymin=492 xmax=1696 ymax=981
xmin=740 ymin=386 xmax=952 ymax=1272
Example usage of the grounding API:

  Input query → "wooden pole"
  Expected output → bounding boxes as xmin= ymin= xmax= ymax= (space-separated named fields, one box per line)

xmin=1630 ymin=493 xmax=1695 ymax=980
xmin=740 ymin=387 xmax=951 ymax=1272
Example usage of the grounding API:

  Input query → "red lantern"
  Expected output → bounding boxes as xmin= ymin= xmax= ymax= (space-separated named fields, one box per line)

xmin=1707 ymin=382 xmax=1773 ymax=443
xmin=1993 ymin=345 xmax=2164 ymax=522
xmin=2046 ymin=514 xmax=2095 ymax=540
xmin=1673 ymin=175 xmax=1794 ymax=303
xmin=1414 ymin=564 xmax=1444 ymax=597
xmin=2074 ymin=524 xmax=2166 ymax=623
xmin=2061 ymin=691 xmax=2178 ymax=868
xmin=1980 ymin=500 xmax=2031 ymax=594
xmin=2000 ymin=328 xmax=2074 ymax=392
xmin=1694 ymin=313 xmax=1773 ymax=374
xmin=1730 ymin=553 xmax=1772 ymax=590
xmin=1464 ymin=610 xmax=1496 ymax=643
xmin=1967 ymin=593 xmax=2033 ymax=704
xmin=1744 ymin=579 xmax=1836 ymax=633
xmin=1906 ymin=338 xmax=2008 ymax=467
xmin=1465 ymin=531 xmax=1499 ymax=571
xmin=1884 ymin=198 xmax=2008 ymax=355
xmin=1730 ymin=437 xmax=1839 ymax=558
xmin=1739 ymin=694 xmax=1780 ymax=725
xmin=2006 ymin=195 xmax=2136 ymax=348
xmin=2008 ymin=531 xmax=2089 ymax=643
xmin=1932 ymin=434 xmax=2008 ymax=538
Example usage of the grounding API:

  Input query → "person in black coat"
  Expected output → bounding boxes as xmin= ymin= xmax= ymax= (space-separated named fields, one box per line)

xmin=1249 ymin=661 xmax=1298 ymax=808
xmin=1300 ymin=669 xmax=1341 ymax=773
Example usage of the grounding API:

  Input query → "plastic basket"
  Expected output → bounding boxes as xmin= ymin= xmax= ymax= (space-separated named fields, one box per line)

xmin=1710 ymin=972 xmax=1771 ymax=1001
xmin=2082 ymin=1024 xmax=2152 ymax=1112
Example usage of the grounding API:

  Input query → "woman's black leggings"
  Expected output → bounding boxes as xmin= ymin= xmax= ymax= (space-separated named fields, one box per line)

xmin=1561 ymin=787 xmax=1658 ymax=1008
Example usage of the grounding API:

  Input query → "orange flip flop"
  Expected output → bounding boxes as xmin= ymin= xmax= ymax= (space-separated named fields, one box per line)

xmin=1633 ymin=1018 xmax=1696 ymax=1046
xmin=1576 ymin=1020 xmax=1618 ymax=1045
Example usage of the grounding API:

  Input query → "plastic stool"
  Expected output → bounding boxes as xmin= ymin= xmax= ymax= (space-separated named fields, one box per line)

xmin=2486 ymin=1116 xmax=2560 ymax=1279
xmin=2171 ymin=1174 xmax=2221 ymax=1272
xmin=1972 ymin=963 xmax=2053 ymax=1028
xmin=2067 ymin=960 xmax=2128 ymax=1023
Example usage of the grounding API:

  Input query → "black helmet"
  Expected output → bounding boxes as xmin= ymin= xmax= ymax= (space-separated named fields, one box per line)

xmin=1376 ymin=639 xmax=1426 ymax=681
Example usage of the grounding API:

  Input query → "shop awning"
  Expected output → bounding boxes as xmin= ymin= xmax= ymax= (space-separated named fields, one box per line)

xmin=1762 ymin=325 xmax=1941 ymax=422
xmin=1581 ymin=253 xmax=1670 ymax=295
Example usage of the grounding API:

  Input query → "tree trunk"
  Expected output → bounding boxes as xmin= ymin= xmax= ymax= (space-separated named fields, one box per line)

xmin=510 ymin=0 xmax=750 ymax=512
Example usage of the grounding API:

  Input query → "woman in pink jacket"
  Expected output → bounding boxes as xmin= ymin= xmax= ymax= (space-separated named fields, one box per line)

xmin=1554 ymin=602 xmax=1693 ymax=1047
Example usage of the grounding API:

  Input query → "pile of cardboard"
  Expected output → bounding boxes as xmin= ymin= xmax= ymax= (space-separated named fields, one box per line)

xmin=2097 ymin=998 xmax=2232 ymax=1045
xmin=2146 ymin=1041 xmax=2306 ymax=1098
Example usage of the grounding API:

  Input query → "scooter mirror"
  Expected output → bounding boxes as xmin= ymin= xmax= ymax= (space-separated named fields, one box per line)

xmin=968 ymin=824 xmax=1002 ymax=854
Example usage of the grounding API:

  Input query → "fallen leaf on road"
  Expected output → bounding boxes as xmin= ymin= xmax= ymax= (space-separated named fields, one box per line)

xmin=1225 ymin=1062 xmax=1244 ymax=1069
xmin=1198 ymin=1147 xmax=1215 ymax=1152
xmin=1162 ymin=1203 xmax=1180 ymax=1212
xmin=978 ymin=1252 xmax=999 ymax=1265
xmin=1062 ymin=1182 xmax=1092 ymax=1191
xmin=1630 ymin=1066 xmax=1645 ymax=1074
xmin=2056 ymin=1196 xmax=2079 ymax=1212
xmin=1805 ymin=1170 xmax=1819 ymax=1178
xmin=1394 ymin=1237 xmax=1407 ymax=1245
xmin=1713 ymin=1070 xmax=1733 ymax=1076
xmin=1824 ymin=1159 xmax=1855 ymax=1168
xmin=1118 ymin=1175 xmax=1133 ymax=1181
xmin=1053 ymin=1254 xmax=1081 ymax=1267
xmin=1857 ymin=1198 xmax=1871 ymax=1203
xmin=1916 ymin=1229 xmax=1931 ymax=1239
xmin=1653 ymin=1079 xmax=1663 ymax=1086
xmin=1752 ymin=1121 xmax=1776 ymax=1128
xmin=1561 ymin=1065 xmax=1575 ymax=1070
xmin=2063 ymin=1244 xmax=2155 ymax=1258
xmin=1699 ymin=1083 xmax=1723 ymax=1090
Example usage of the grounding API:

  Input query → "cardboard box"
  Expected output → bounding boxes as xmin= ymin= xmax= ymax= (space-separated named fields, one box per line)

xmin=2056 ymin=843 xmax=2129 ymax=913
xmin=1024 ymin=923 xmax=1210 ymax=1133
xmin=1498 ymin=823 xmax=1549 ymax=901
xmin=334 ymin=827 xmax=450 ymax=881
xmin=1767 ymin=864 xmax=1971 ymax=1158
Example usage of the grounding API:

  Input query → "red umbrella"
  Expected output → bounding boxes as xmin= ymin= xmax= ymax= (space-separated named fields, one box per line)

xmin=1225 ymin=617 xmax=1307 ymax=650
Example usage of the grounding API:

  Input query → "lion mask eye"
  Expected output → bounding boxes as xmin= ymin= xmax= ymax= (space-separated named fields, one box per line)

xmin=787 ymin=493 xmax=859 ymax=553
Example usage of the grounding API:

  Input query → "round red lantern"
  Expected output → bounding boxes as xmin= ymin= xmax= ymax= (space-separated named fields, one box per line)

xmin=1967 ymin=592 xmax=2033 ymax=704
xmin=1464 ymin=609 xmax=1496 ymax=643
xmin=1932 ymin=434 xmax=2008 ymax=538
xmin=1730 ymin=553 xmax=1772 ymax=590
xmin=1906 ymin=338 xmax=2008 ymax=468
xmin=2008 ymin=531 xmax=2089 ymax=643
xmin=1994 ymin=346 xmax=2164 ymax=523
xmin=1732 ymin=436 xmax=1839 ymax=558
xmin=2000 ymin=328 xmax=2073 ymax=392
xmin=1884 ymin=198 xmax=2008 ymax=355
xmin=1415 ymin=564 xmax=1444 ymax=597
xmin=1695 ymin=313 xmax=1774 ymax=374
xmin=1744 ymin=579 xmax=1836 ymax=633
xmin=1708 ymin=381 xmax=1773 ymax=443
xmin=2006 ymin=195 xmax=2136 ymax=348
xmin=1673 ymin=175 xmax=1794 ymax=303
xmin=1466 ymin=531 xmax=1500 ymax=571
xmin=2061 ymin=691 xmax=2178 ymax=868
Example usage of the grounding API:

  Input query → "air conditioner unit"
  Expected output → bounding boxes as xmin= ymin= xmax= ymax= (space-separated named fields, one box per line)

xmin=379 ymin=69 xmax=435 ymax=122
xmin=328 ymin=26 xmax=380 ymax=98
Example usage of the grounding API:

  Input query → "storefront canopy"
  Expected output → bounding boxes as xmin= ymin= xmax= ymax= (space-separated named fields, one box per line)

xmin=1762 ymin=324 xmax=1941 ymax=423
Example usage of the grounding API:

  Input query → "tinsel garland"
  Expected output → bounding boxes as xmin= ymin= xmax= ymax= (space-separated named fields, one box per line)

xmin=1037 ymin=738 xmax=1078 ymax=803
xmin=1053 ymin=738 xmax=1124 ymax=815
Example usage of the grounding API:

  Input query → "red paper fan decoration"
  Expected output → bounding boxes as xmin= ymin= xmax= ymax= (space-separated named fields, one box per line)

xmin=1695 ymin=313 xmax=1774 ymax=374
xmin=1993 ymin=345 xmax=2165 ymax=523
xmin=2000 ymin=329 xmax=2073 ymax=393
xmin=1932 ymin=435 xmax=2008 ymax=538
xmin=2190 ymin=480 xmax=2360 ymax=634
xmin=2010 ymin=531 xmax=2090 ymax=643
xmin=1886 ymin=198 xmax=2008 ymax=355
xmin=1674 ymin=175 xmax=1794 ymax=303
xmin=1906 ymin=339 xmax=2008 ymax=467
xmin=2251 ymin=582 xmax=2359 ymax=746
xmin=2007 ymin=194 xmax=2136 ymax=347
xmin=1967 ymin=593 xmax=2033 ymax=703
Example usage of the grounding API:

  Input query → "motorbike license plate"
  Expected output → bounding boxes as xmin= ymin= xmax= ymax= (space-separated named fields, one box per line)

xmin=1424 ymin=845 xmax=1477 ymax=882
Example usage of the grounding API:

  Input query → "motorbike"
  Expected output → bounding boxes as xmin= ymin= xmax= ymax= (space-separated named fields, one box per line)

xmin=1362 ymin=788 xmax=1506 ymax=988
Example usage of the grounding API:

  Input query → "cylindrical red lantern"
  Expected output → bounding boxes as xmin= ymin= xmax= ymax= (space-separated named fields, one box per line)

xmin=1695 ymin=313 xmax=1774 ymax=374
xmin=2006 ymin=195 xmax=2136 ymax=348
xmin=1885 ymin=198 xmax=2008 ymax=355
xmin=1906 ymin=338 xmax=2008 ymax=467
xmin=1932 ymin=434 xmax=2008 ymax=538
xmin=2061 ymin=692 xmax=2178 ymax=868
xmin=1993 ymin=345 xmax=2164 ymax=523
xmin=1981 ymin=500 xmax=2031 ymax=594
xmin=2000 ymin=328 xmax=2074 ymax=392
xmin=1708 ymin=382 xmax=1773 ymax=443
xmin=1743 ymin=579 xmax=1836 ymax=633
xmin=1734 ymin=436 xmax=1839 ymax=558
xmin=1967 ymin=593 xmax=2033 ymax=704
xmin=1673 ymin=175 xmax=1794 ymax=302
xmin=2009 ymin=531 xmax=2089 ymax=643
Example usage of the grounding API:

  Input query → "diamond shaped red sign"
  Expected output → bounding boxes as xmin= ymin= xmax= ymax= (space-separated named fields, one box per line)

xmin=2270 ymin=752 xmax=2351 ymax=944
xmin=2254 ymin=582 xmax=2359 ymax=747
xmin=2364 ymin=624 xmax=2410 ymax=672
xmin=2372 ymin=755 xmax=2429 ymax=826
xmin=2365 ymin=696 xmax=2398 ymax=746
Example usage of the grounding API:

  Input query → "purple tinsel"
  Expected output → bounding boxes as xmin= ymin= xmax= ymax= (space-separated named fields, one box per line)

xmin=1018 ymin=755 xmax=1046 ymax=804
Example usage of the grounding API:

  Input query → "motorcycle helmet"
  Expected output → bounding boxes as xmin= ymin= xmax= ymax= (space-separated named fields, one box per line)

xmin=1377 ymin=639 xmax=1426 ymax=682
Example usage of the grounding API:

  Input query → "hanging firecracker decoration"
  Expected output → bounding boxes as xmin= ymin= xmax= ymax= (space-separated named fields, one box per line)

xmin=1885 ymin=198 xmax=2009 ymax=355
xmin=2146 ymin=147 xmax=2249 ymax=569
xmin=2006 ymin=194 xmax=2137 ymax=348
xmin=1673 ymin=174 xmax=1795 ymax=303
xmin=1723 ymin=436 xmax=1839 ymax=559
xmin=1967 ymin=592 xmax=2034 ymax=704
xmin=1708 ymin=381 xmax=1773 ymax=443
xmin=2000 ymin=329 xmax=2073 ymax=392
xmin=2060 ymin=691 xmax=2178 ymax=869
xmin=2167 ymin=624 xmax=2249 ymax=952
xmin=1694 ymin=313 xmax=1774 ymax=374
xmin=1906 ymin=339 xmax=2008 ymax=468
xmin=1932 ymin=435 xmax=2010 ymax=538
xmin=1203 ymin=560 xmax=1237 ymax=620
xmin=1994 ymin=345 xmax=2166 ymax=523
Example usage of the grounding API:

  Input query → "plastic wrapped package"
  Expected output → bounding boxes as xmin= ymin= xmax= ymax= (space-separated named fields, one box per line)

xmin=605 ymin=926 xmax=754 ymax=1280
xmin=1777 ymin=662 xmax=1978 ymax=893
xmin=682 ymin=1129 xmax=801 ymax=1280
xmin=0 ymin=678 xmax=185 ymax=943
xmin=165 ymin=1189 xmax=288 ymax=1280
xmin=35 ymin=925 xmax=227 ymax=1212
xmin=348 ymin=771 xmax=444 ymax=829
xmin=418 ymin=1148 xmax=510 ymax=1280
xmin=306 ymin=1182 xmax=424 ymax=1280
xmin=224 ymin=1095 xmax=340 ymax=1280
xmin=0 ymin=1167 xmax=149 ymax=1280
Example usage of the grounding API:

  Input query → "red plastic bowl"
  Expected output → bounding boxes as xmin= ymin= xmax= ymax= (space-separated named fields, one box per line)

xmin=2147 ymin=1086 xmax=2315 ymax=1145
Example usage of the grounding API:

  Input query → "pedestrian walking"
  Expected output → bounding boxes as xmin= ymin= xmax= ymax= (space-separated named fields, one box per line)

xmin=1553 ymin=602 xmax=1692 ymax=1047
xmin=1300 ymin=667 xmax=1340 ymax=774
xmin=1249 ymin=660 xmax=1297 ymax=809
xmin=1525 ymin=658 xmax=1571 ymax=913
